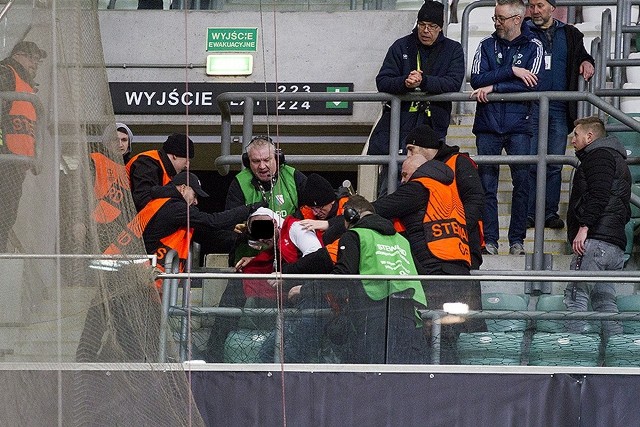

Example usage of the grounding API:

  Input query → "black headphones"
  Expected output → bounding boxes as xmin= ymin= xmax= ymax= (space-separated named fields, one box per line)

xmin=241 ymin=135 xmax=286 ymax=168
xmin=343 ymin=206 xmax=360 ymax=225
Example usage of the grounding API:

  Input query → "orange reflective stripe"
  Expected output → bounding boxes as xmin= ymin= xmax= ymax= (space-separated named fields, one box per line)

xmin=325 ymin=239 xmax=340 ymax=264
xmin=125 ymin=150 xmax=172 ymax=185
xmin=92 ymin=200 xmax=123 ymax=224
xmin=4 ymin=65 xmax=36 ymax=157
xmin=393 ymin=218 xmax=406 ymax=233
xmin=300 ymin=206 xmax=315 ymax=219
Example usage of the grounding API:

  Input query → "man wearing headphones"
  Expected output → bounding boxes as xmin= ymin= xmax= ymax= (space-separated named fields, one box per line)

xmin=225 ymin=136 xmax=307 ymax=223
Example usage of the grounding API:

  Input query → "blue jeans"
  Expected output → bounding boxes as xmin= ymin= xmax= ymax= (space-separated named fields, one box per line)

xmin=476 ymin=133 xmax=530 ymax=246
xmin=528 ymin=106 xmax=569 ymax=220
xmin=563 ymin=239 xmax=625 ymax=338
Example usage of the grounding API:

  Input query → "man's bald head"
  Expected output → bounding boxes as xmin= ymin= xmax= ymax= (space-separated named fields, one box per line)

xmin=401 ymin=154 xmax=428 ymax=184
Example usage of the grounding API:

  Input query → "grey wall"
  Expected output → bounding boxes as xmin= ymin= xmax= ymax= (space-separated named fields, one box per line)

xmin=99 ymin=10 xmax=417 ymax=128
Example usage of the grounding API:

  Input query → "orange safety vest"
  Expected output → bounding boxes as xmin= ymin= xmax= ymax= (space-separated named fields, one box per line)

xmin=3 ymin=65 xmax=37 ymax=157
xmin=103 ymin=197 xmax=193 ymax=288
xmin=411 ymin=164 xmax=471 ymax=267
xmin=126 ymin=150 xmax=172 ymax=186
xmin=445 ymin=153 xmax=485 ymax=249
xmin=91 ymin=152 xmax=130 ymax=224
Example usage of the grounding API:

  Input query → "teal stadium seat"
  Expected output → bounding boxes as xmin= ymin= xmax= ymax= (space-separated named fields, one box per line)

xmin=607 ymin=114 xmax=640 ymax=261
xmin=223 ymin=297 xmax=277 ymax=363
xmin=605 ymin=294 xmax=640 ymax=367
xmin=457 ymin=293 xmax=530 ymax=365
xmin=528 ymin=295 xmax=601 ymax=367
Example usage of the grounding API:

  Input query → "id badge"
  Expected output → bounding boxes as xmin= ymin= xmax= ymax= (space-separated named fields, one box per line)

xmin=544 ymin=54 xmax=552 ymax=70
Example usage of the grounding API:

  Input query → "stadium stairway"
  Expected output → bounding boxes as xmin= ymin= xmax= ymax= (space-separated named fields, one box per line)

xmin=448 ymin=112 xmax=572 ymax=257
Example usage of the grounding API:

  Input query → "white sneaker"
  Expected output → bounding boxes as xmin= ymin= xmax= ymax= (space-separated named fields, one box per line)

xmin=509 ymin=243 xmax=525 ymax=255
xmin=483 ymin=242 xmax=498 ymax=255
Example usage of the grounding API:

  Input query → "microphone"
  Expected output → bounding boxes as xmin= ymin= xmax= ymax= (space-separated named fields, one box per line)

xmin=342 ymin=179 xmax=356 ymax=196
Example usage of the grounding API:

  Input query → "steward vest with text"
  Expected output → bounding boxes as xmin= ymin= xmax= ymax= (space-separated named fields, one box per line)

xmin=91 ymin=152 xmax=130 ymax=224
xmin=2 ymin=65 xmax=37 ymax=157
xmin=411 ymin=166 xmax=471 ymax=267
xmin=351 ymin=227 xmax=426 ymax=308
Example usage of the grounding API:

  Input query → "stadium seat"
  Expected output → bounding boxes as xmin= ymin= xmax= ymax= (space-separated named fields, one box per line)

xmin=621 ymin=83 xmax=640 ymax=114
xmin=528 ymin=295 xmax=601 ymax=366
xmin=626 ymin=52 xmax=640 ymax=84
xmin=457 ymin=293 xmax=529 ymax=365
xmin=607 ymin=113 xmax=640 ymax=261
xmin=604 ymin=294 xmax=640 ymax=367
xmin=223 ymin=329 xmax=269 ymax=363
xmin=582 ymin=6 xmax=639 ymax=26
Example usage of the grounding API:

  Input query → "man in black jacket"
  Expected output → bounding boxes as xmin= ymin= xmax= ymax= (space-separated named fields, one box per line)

xmin=525 ymin=0 xmax=595 ymax=230
xmin=404 ymin=124 xmax=485 ymax=269
xmin=565 ymin=116 xmax=631 ymax=338
xmin=126 ymin=133 xmax=195 ymax=212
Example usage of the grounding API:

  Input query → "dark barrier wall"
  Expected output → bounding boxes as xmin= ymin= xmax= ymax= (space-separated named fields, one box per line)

xmin=191 ymin=371 xmax=592 ymax=426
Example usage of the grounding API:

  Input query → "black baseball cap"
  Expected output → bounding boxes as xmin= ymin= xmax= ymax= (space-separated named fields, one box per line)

xmin=173 ymin=171 xmax=209 ymax=198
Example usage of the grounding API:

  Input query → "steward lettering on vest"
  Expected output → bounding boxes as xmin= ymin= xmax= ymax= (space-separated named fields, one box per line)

xmin=3 ymin=65 xmax=37 ymax=157
xmin=412 ymin=166 xmax=471 ymax=267
xmin=91 ymin=152 xmax=130 ymax=224
xmin=430 ymin=219 xmax=469 ymax=242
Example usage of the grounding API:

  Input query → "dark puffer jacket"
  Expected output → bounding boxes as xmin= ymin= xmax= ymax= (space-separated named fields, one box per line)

xmin=567 ymin=135 xmax=631 ymax=250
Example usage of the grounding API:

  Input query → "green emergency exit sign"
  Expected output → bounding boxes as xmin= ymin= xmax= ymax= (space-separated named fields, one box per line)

xmin=207 ymin=28 xmax=258 ymax=52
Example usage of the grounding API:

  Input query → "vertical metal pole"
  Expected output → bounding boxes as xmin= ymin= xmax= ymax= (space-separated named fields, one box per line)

xmin=387 ymin=97 xmax=401 ymax=194
xmin=532 ymin=96 xmax=550 ymax=270
xmin=241 ymin=95 xmax=254 ymax=169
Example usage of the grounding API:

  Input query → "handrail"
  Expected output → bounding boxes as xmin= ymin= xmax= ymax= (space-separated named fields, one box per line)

xmin=159 ymin=249 xmax=180 ymax=363
xmin=216 ymin=89 xmax=640 ymax=270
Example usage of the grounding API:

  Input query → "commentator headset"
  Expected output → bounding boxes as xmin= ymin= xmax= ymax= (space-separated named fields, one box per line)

xmin=343 ymin=206 xmax=361 ymax=227
xmin=241 ymin=135 xmax=286 ymax=168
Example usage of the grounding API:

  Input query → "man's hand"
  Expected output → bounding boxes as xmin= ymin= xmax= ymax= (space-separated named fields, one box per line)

xmin=580 ymin=61 xmax=595 ymax=81
xmin=405 ymin=69 xmax=423 ymax=89
xmin=572 ymin=225 xmax=589 ymax=256
xmin=234 ymin=223 xmax=247 ymax=234
xmin=470 ymin=85 xmax=494 ymax=103
xmin=177 ymin=184 xmax=197 ymax=206
xmin=288 ymin=285 xmax=302 ymax=300
xmin=298 ymin=219 xmax=329 ymax=231
xmin=235 ymin=256 xmax=254 ymax=272
xmin=512 ymin=67 xmax=538 ymax=87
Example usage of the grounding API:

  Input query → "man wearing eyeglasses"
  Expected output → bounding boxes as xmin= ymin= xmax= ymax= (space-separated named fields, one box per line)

xmin=524 ymin=0 xmax=595 ymax=231
xmin=368 ymin=0 xmax=465 ymax=195
xmin=0 ymin=41 xmax=46 ymax=251
xmin=469 ymin=0 xmax=544 ymax=256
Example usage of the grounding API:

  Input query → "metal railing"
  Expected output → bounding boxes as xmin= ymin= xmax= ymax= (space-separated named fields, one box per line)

xmin=159 ymin=270 xmax=640 ymax=364
xmin=215 ymin=89 xmax=640 ymax=270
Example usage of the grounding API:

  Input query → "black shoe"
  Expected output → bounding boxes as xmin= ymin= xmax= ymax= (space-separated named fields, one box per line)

xmin=545 ymin=217 xmax=565 ymax=229
xmin=526 ymin=217 xmax=535 ymax=229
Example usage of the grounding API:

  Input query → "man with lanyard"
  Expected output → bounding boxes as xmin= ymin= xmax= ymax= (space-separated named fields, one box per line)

xmin=0 ymin=41 xmax=46 ymax=251
xmin=525 ymin=0 xmax=595 ymax=230
xmin=126 ymin=133 xmax=195 ymax=212
xmin=368 ymin=0 xmax=464 ymax=196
